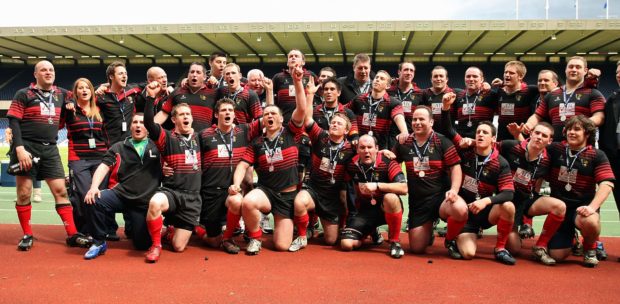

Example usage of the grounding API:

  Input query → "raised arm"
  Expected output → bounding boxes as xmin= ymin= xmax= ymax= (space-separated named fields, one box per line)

xmin=144 ymin=81 xmax=163 ymax=140
xmin=289 ymin=65 xmax=306 ymax=127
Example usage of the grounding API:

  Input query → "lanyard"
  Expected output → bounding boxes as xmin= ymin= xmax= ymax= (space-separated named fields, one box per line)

xmin=562 ymin=86 xmax=576 ymax=108
xmin=355 ymin=160 xmax=375 ymax=183
xmin=524 ymin=144 xmax=543 ymax=196
xmin=216 ymin=128 xmax=235 ymax=172
xmin=112 ymin=90 xmax=127 ymax=122
xmin=34 ymin=89 xmax=55 ymax=120
xmin=397 ymin=87 xmax=413 ymax=102
xmin=358 ymin=80 xmax=371 ymax=95
xmin=321 ymin=104 xmax=338 ymax=123
xmin=474 ymin=150 xmax=493 ymax=185
xmin=85 ymin=115 xmax=95 ymax=138
xmin=228 ymin=86 xmax=243 ymax=102
xmin=565 ymin=145 xmax=587 ymax=171
xmin=179 ymin=133 xmax=197 ymax=165
xmin=367 ymin=95 xmax=382 ymax=132
xmin=413 ymin=132 xmax=434 ymax=160
xmin=328 ymin=139 xmax=346 ymax=165
xmin=464 ymin=90 xmax=479 ymax=125
xmin=263 ymin=128 xmax=284 ymax=165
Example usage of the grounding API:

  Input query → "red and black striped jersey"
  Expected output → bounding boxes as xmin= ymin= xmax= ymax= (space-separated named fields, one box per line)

xmin=347 ymin=92 xmax=404 ymax=150
xmin=153 ymin=90 xmax=174 ymax=130
xmin=199 ymin=121 xmax=261 ymax=188
xmin=305 ymin=122 xmax=356 ymax=194
xmin=457 ymin=147 xmax=514 ymax=203
xmin=103 ymin=138 xmax=161 ymax=205
xmin=420 ymin=86 xmax=463 ymax=135
xmin=7 ymin=83 xmax=70 ymax=144
xmin=65 ymin=104 xmax=107 ymax=161
xmin=393 ymin=132 xmax=460 ymax=201
xmin=496 ymin=84 xmax=539 ymax=141
xmin=535 ymin=86 xmax=605 ymax=141
xmin=272 ymin=68 xmax=316 ymax=123
xmin=216 ymin=85 xmax=262 ymax=124
xmin=97 ymin=85 xmax=142 ymax=145
xmin=547 ymin=142 xmax=615 ymax=208
xmin=451 ymin=89 xmax=499 ymax=139
xmin=162 ymin=85 xmax=216 ymax=133
xmin=497 ymin=140 xmax=550 ymax=198
xmin=152 ymin=128 xmax=202 ymax=192
xmin=387 ymin=83 xmax=424 ymax=128
xmin=345 ymin=152 xmax=405 ymax=210
xmin=312 ymin=103 xmax=358 ymax=140
xmin=241 ymin=121 xmax=304 ymax=191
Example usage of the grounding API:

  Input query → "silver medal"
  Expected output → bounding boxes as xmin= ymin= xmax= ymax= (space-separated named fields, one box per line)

xmin=48 ymin=118 xmax=54 ymax=124
xmin=565 ymin=183 xmax=572 ymax=191
xmin=330 ymin=177 xmax=336 ymax=184
xmin=368 ymin=130 xmax=373 ymax=137
xmin=475 ymin=194 xmax=481 ymax=200
xmin=560 ymin=115 xmax=566 ymax=122
xmin=467 ymin=121 xmax=473 ymax=127
xmin=418 ymin=171 xmax=425 ymax=177
xmin=269 ymin=165 xmax=274 ymax=172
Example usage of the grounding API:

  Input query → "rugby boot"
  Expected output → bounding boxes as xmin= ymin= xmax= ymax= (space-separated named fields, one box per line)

xmin=66 ymin=232 xmax=93 ymax=248
xmin=84 ymin=242 xmax=107 ymax=260
xmin=389 ymin=241 xmax=405 ymax=259
xmin=532 ymin=246 xmax=556 ymax=266
xmin=246 ymin=239 xmax=262 ymax=255
xmin=221 ymin=239 xmax=240 ymax=254
xmin=494 ymin=249 xmax=516 ymax=265
xmin=518 ymin=224 xmax=535 ymax=239
xmin=583 ymin=249 xmax=599 ymax=268
xmin=288 ymin=236 xmax=308 ymax=252
xmin=17 ymin=235 xmax=34 ymax=251
xmin=145 ymin=245 xmax=162 ymax=263
xmin=444 ymin=239 xmax=463 ymax=259
xmin=596 ymin=241 xmax=608 ymax=260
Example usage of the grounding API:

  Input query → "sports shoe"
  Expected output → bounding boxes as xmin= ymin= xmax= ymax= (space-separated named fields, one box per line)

xmin=288 ymin=236 xmax=308 ymax=252
xmin=532 ymin=246 xmax=556 ymax=266
xmin=246 ymin=238 xmax=262 ymax=255
xmin=17 ymin=235 xmax=34 ymax=251
xmin=444 ymin=239 xmax=462 ymax=259
xmin=571 ymin=231 xmax=584 ymax=256
xmin=260 ymin=214 xmax=273 ymax=234
xmin=583 ymin=249 xmax=599 ymax=268
xmin=84 ymin=242 xmax=107 ymax=260
xmin=370 ymin=227 xmax=384 ymax=245
xmin=66 ymin=232 xmax=93 ymax=248
xmin=32 ymin=188 xmax=42 ymax=203
xmin=494 ymin=249 xmax=516 ymax=265
xmin=389 ymin=241 xmax=404 ymax=259
xmin=596 ymin=241 xmax=608 ymax=260
xmin=221 ymin=239 xmax=240 ymax=254
xmin=518 ymin=224 xmax=535 ymax=239
xmin=145 ymin=245 xmax=162 ymax=263
xmin=105 ymin=232 xmax=121 ymax=242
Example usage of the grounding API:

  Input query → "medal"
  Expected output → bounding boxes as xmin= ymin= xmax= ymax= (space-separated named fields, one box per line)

xmin=269 ymin=165 xmax=274 ymax=172
xmin=368 ymin=130 xmax=373 ymax=137
xmin=370 ymin=198 xmax=377 ymax=205
xmin=560 ymin=115 xmax=566 ymax=122
xmin=565 ymin=183 xmax=572 ymax=191
xmin=418 ymin=171 xmax=425 ymax=177
xmin=48 ymin=118 xmax=54 ymax=124
xmin=475 ymin=194 xmax=481 ymax=200
xmin=467 ymin=121 xmax=472 ymax=127
xmin=330 ymin=177 xmax=336 ymax=184
xmin=529 ymin=193 xmax=534 ymax=199
xmin=192 ymin=164 xmax=198 ymax=171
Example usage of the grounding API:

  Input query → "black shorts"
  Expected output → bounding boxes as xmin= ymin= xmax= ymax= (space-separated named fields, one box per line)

xmin=407 ymin=194 xmax=444 ymax=229
xmin=513 ymin=191 xmax=539 ymax=228
xmin=160 ymin=187 xmax=201 ymax=231
xmin=9 ymin=140 xmax=64 ymax=179
xmin=200 ymin=187 xmax=228 ymax=237
xmin=256 ymin=185 xmax=297 ymax=219
xmin=548 ymin=207 xmax=579 ymax=250
xmin=303 ymin=185 xmax=341 ymax=224
xmin=462 ymin=204 xmax=495 ymax=233
xmin=341 ymin=208 xmax=386 ymax=241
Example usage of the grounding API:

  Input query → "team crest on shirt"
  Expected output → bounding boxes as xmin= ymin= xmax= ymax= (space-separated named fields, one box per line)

xmin=339 ymin=152 xmax=345 ymax=159
xmin=128 ymin=96 xmax=133 ymax=103
xmin=576 ymin=94 xmax=582 ymax=101
xmin=180 ymin=95 xmax=187 ymax=100
xmin=581 ymin=158 xmax=589 ymax=167
xmin=53 ymin=95 xmax=59 ymax=102
xmin=428 ymin=145 xmax=434 ymax=154
xmin=516 ymin=95 xmax=522 ymax=102
xmin=514 ymin=158 xmax=520 ymax=165
xmin=200 ymin=95 xmax=206 ymax=101
xmin=499 ymin=96 xmax=503 ymax=102
xmin=377 ymin=104 xmax=384 ymax=113
xmin=483 ymin=169 xmax=489 ymax=176
xmin=554 ymin=96 xmax=561 ymax=102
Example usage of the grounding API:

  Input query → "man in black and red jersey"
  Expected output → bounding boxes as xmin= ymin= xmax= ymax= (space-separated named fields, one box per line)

xmin=143 ymin=82 xmax=203 ymax=263
xmin=491 ymin=61 xmax=539 ymax=141
xmin=524 ymin=56 xmax=606 ymax=141
xmin=208 ymin=51 xmax=228 ymax=88
xmin=287 ymin=80 xmax=356 ymax=251
xmin=392 ymin=106 xmax=466 ymax=254
xmin=387 ymin=61 xmax=424 ymax=133
xmin=155 ymin=62 xmax=216 ymax=133
xmin=147 ymin=66 xmax=174 ymax=130
xmin=441 ymin=93 xmax=516 ymax=265
xmin=347 ymin=70 xmax=409 ymax=150
xmin=501 ymin=122 xmax=567 ymax=266
xmin=216 ymin=63 xmax=262 ymax=124
xmin=197 ymin=98 xmax=262 ymax=254
xmin=448 ymin=67 xmax=498 ymax=139
xmin=272 ymin=49 xmax=316 ymax=123
xmin=228 ymin=64 xmax=307 ymax=255
xmin=545 ymin=115 xmax=614 ymax=267
xmin=338 ymin=53 xmax=375 ymax=105
xmin=7 ymin=60 xmax=90 ymax=251
xmin=83 ymin=113 xmax=162 ymax=259
xmin=247 ymin=69 xmax=274 ymax=109
xmin=312 ymin=77 xmax=358 ymax=143
xmin=97 ymin=61 xmax=144 ymax=146
xmin=421 ymin=66 xmax=463 ymax=136
xmin=309 ymin=67 xmax=337 ymax=107
xmin=340 ymin=134 xmax=408 ymax=258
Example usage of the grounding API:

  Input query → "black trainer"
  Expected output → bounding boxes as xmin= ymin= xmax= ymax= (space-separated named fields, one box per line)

xmin=17 ymin=235 xmax=34 ymax=251
xmin=389 ymin=242 xmax=404 ymax=259
xmin=494 ymin=249 xmax=516 ymax=265
xmin=444 ymin=239 xmax=462 ymax=259
xmin=66 ymin=232 xmax=93 ymax=248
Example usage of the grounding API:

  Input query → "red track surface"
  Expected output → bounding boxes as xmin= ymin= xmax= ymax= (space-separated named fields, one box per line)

xmin=1 ymin=224 xmax=619 ymax=303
